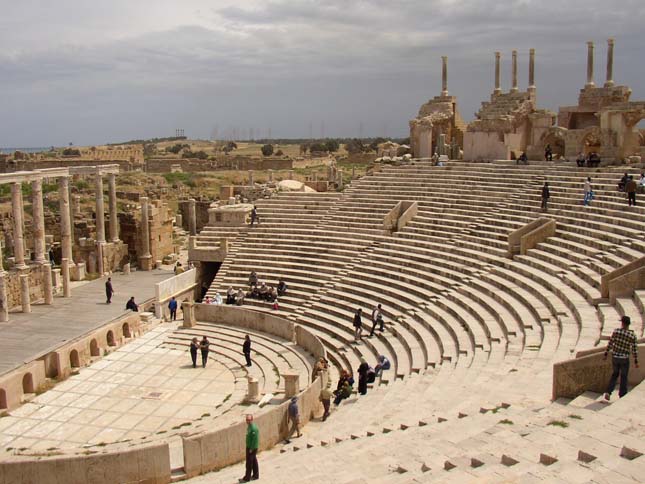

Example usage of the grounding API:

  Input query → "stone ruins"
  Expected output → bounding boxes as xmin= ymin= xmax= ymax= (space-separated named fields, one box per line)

xmin=411 ymin=39 xmax=645 ymax=163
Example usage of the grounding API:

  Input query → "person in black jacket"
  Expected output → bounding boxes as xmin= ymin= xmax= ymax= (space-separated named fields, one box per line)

xmin=190 ymin=337 xmax=199 ymax=368
xmin=243 ymin=335 xmax=252 ymax=367
xmin=541 ymin=182 xmax=550 ymax=211
xmin=125 ymin=297 xmax=138 ymax=312
xmin=353 ymin=308 xmax=363 ymax=342
xmin=200 ymin=336 xmax=210 ymax=368
xmin=357 ymin=358 xmax=369 ymax=395
xmin=105 ymin=277 xmax=114 ymax=304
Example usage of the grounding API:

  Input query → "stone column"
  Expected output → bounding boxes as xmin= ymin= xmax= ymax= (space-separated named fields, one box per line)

xmin=246 ymin=377 xmax=260 ymax=403
xmin=42 ymin=263 xmax=53 ymax=305
xmin=139 ymin=197 xmax=153 ymax=271
xmin=528 ymin=48 xmax=536 ymax=91
xmin=20 ymin=274 xmax=31 ymax=313
xmin=337 ymin=169 xmax=344 ymax=189
xmin=268 ymin=169 xmax=273 ymax=182
xmin=288 ymin=170 xmax=294 ymax=180
xmin=0 ymin=273 xmax=8 ymax=322
xmin=248 ymin=170 xmax=254 ymax=187
xmin=72 ymin=195 xmax=81 ymax=216
xmin=108 ymin=173 xmax=119 ymax=242
xmin=586 ymin=41 xmax=595 ymax=88
xmin=59 ymin=177 xmax=73 ymax=263
xmin=61 ymin=258 xmax=71 ymax=297
xmin=441 ymin=56 xmax=449 ymax=96
xmin=605 ymin=38 xmax=614 ymax=87
xmin=11 ymin=183 xmax=27 ymax=269
xmin=188 ymin=198 xmax=197 ymax=236
xmin=511 ymin=50 xmax=518 ymax=92
xmin=494 ymin=52 xmax=501 ymax=95
xmin=31 ymin=178 xmax=46 ymax=263
xmin=95 ymin=173 xmax=106 ymax=243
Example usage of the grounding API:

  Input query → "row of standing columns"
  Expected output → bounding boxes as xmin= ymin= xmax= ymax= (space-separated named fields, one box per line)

xmin=493 ymin=49 xmax=535 ymax=95
xmin=586 ymin=38 xmax=615 ymax=88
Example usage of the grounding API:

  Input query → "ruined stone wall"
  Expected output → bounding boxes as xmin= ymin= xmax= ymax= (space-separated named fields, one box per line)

xmin=119 ymin=202 xmax=174 ymax=265
xmin=146 ymin=157 xmax=292 ymax=173
xmin=5 ymin=265 xmax=45 ymax=310
xmin=178 ymin=200 xmax=210 ymax=232
xmin=0 ymin=159 xmax=136 ymax=174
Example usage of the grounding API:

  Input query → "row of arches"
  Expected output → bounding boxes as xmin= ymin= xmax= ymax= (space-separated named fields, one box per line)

xmin=0 ymin=322 xmax=133 ymax=411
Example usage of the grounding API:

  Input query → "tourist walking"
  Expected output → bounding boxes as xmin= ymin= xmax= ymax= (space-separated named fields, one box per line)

xmin=105 ymin=277 xmax=114 ymax=304
xmin=353 ymin=308 xmax=363 ymax=342
xmin=250 ymin=206 xmax=260 ymax=226
xmin=242 ymin=414 xmax=259 ymax=482
xmin=357 ymin=357 xmax=369 ymax=396
xmin=126 ymin=297 xmax=138 ymax=312
xmin=370 ymin=304 xmax=382 ymax=337
xmin=625 ymin=175 xmax=637 ymax=206
xmin=583 ymin=177 xmax=593 ymax=206
xmin=541 ymin=182 xmax=550 ymax=211
xmin=243 ymin=335 xmax=252 ymax=367
xmin=190 ymin=337 xmax=199 ymax=368
xmin=604 ymin=316 xmax=639 ymax=401
xmin=200 ymin=336 xmax=210 ymax=368
xmin=168 ymin=296 xmax=178 ymax=321
xmin=286 ymin=397 xmax=301 ymax=442
xmin=320 ymin=383 xmax=333 ymax=421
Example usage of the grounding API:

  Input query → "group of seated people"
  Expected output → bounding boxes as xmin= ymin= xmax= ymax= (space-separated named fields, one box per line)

xmin=225 ymin=287 xmax=246 ymax=306
xmin=332 ymin=355 xmax=390 ymax=406
xmin=576 ymin=152 xmax=601 ymax=167
xmin=246 ymin=271 xmax=288 ymax=303
xmin=203 ymin=293 xmax=223 ymax=305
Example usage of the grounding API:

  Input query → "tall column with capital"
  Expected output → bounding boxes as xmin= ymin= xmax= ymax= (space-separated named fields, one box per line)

xmin=32 ymin=178 xmax=46 ymax=263
xmin=528 ymin=48 xmax=536 ymax=92
xmin=586 ymin=41 xmax=595 ymax=88
xmin=0 ymin=243 xmax=7 ymax=322
xmin=95 ymin=173 xmax=106 ymax=243
xmin=441 ymin=56 xmax=448 ymax=97
xmin=139 ymin=197 xmax=152 ymax=271
xmin=511 ymin=50 xmax=518 ymax=92
xmin=108 ymin=173 xmax=119 ymax=242
xmin=494 ymin=52 xmax=501 ymax=95
xmin=59 ymin=176 xmax=73 ymax=263
xmin=605 ymin=38 xmax=614 ymax=87
xmin=11 ymin=183 xmax=27 ymax=269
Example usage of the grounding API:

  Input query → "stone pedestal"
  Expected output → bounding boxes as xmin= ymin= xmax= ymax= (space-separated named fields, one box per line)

xmin=123 ymin=263 xmax=131 ymax=275
xmin=175 ymin=214 xmax=183 ymax=227
xmin=282 ymin=371 xmax=300 ymax=398
xmin=0 ymin=273 xmax=8 ymax=322
xmin=246 ymin=377 xmax=260 ymax=403
xmin=71 ymin=262 xmax=86 ymax=281
xmin=72 ymin=195 xmax=81 ymax=216
xmin=61 ymin=258 xmax=71 ymax=298
xmin=248 ymin=170 xmax=254 ymax=186
xmin=268 ymin=169 xmax=273 ymax=182
xmin=182 ymin=301 xmax=195 ymax=328
xmin=139 ymin=256 xmax=153 ymax=271
xmin=288 ymin=170 xmax=294 ymax=180
xmin=20 ymin=274 xmax=31 ymax=313
xmin=52 ymin=268 xmax=62 ymax=289
xmin=42 ymin=264 xmax=53 ymax=305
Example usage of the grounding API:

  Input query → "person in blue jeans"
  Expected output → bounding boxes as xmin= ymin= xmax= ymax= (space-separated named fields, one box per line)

xmin=583 ymin=177 xmax=593 ymax=206
xmin=168 ymin=296 xmax=178 ymax=321
xmin=604 ymin=316 xmax=639 ymax=401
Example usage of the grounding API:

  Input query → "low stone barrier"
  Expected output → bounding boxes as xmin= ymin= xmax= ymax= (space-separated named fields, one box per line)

xmin=552 ymin=344 xmax=645 ymax=400
xmin=154 ymin=268 xmax=197 ymax=319
xmin=0 ymin=442 xmax=171 ymax=484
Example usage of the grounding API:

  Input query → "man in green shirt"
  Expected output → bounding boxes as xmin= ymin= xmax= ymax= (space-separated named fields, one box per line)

xmin=241 ymin=414 xmax=259 ymax=482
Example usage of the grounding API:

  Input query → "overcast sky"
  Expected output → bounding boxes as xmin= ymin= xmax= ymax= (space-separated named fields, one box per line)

xmin=1 ymin=0 xmax=643 ymax=147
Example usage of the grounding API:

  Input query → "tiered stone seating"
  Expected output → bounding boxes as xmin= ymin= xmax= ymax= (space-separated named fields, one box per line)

xmin=189 ymin=160 xmax=644 ymax=483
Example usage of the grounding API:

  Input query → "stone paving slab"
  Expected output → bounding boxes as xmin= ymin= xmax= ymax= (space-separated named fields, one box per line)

xmin=0 ymin=269 xmax=174 ymax=376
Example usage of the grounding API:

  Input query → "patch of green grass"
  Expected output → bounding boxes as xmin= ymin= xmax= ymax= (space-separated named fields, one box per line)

xmin=74 ymin=180 xmax=89 ymax=190
xmin=568 ymin=414 xmax=583 ymax=420
xmin=498 ymin=419 xmax=514 ymax=425
xmin=223 ymin=393 xmax=232 ymax=403
xmin=547 ymin=420 xmax=569 ymax=428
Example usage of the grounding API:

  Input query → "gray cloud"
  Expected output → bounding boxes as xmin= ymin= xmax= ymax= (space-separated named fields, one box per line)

xmin=1 ymin=0 xmax=643 ymax=146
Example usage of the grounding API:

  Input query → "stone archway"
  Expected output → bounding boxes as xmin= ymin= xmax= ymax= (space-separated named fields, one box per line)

xmin=22 ymin=373 xmax=34 ymax=394
xmin=0 ymin=388 xmax=7 ymax=409
xmin=90 ymin=338 xmax=100 ymax=357
xmin=542 ymin=131 xmax=566 ymax=159
xmin=107 ymin=330 xmax=116 ymax=347
xmin=122 ymin=322 xmax=131 ymax=339
xmin=70 ymin=349 xmax=80 ymax=368
xmin=580 ymin=127 xmax=602 ymax=156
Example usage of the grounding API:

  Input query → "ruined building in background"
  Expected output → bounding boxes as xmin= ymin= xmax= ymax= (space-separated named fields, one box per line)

xmin=539 ymin=39 xmax=645 ymax=162
xmin=409 ymin=57 xmax=467 ymax=159
xmin=464 ymin=49 xmax=555 ymax=161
